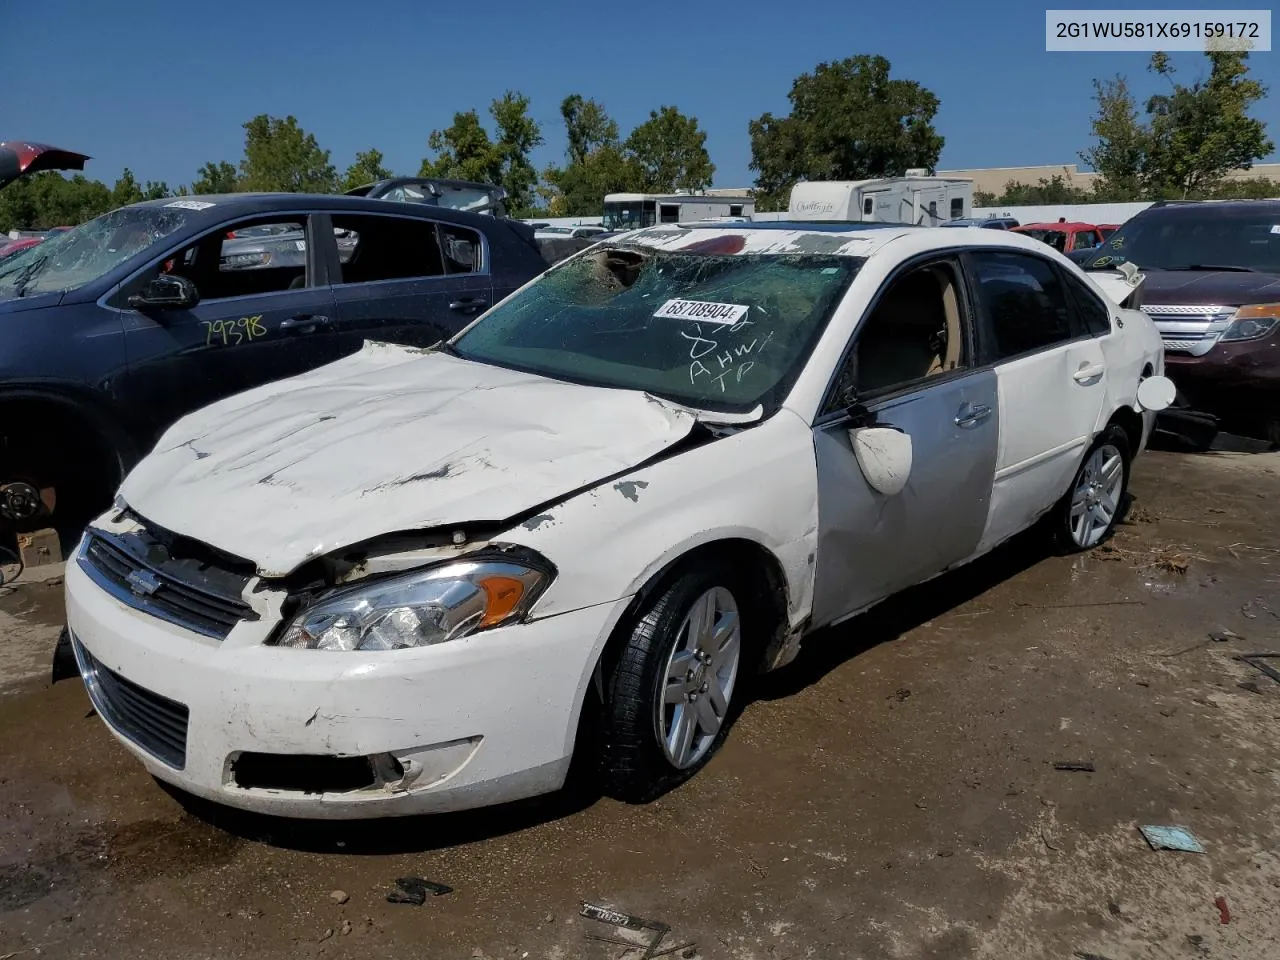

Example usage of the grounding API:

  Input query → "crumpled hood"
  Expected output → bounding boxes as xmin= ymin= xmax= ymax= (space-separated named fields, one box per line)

xmin=119 ymin=343 xmax=696 ymax=576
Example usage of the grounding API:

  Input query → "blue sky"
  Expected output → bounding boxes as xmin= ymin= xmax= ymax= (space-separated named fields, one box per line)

xmin=4 ymin=0 xmax=1277 ymax=190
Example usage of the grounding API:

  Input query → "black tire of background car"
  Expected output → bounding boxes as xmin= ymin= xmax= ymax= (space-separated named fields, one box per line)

xmin=1 ymin=427 xmax=113 ymax=555
xmin=1052 ymin=424 xmax=1132 ymax=554
xmin=599 ymin=560 xmax=757 ymax=804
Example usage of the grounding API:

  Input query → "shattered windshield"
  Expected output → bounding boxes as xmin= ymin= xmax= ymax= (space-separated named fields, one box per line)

xmin=452 ymin=246 xmax=860 ymax=413
xmin=0 ymin=206 xmax=190 ymax=299
xmin=1081 ymin=210 xmax=1280 ymax=273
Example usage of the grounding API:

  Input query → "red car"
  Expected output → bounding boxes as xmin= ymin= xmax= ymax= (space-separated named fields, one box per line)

xmin=0 ymin=236 xmax=44 ymax=261
xmin=1011 ymin=221 xmax=1104 ymax=253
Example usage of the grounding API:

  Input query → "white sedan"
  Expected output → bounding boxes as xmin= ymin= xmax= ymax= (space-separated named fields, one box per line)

xmin=65 ymin=223 xmax=1174 ymax=818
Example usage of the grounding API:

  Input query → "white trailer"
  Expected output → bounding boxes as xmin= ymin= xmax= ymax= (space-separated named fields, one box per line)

xmin=787 ymin=171 xmax=973 ymax=224
xmin=602 ymin=192 xmax=755 ymax=231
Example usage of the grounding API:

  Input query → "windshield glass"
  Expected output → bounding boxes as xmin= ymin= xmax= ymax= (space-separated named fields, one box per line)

xmin=0 ymin=206 xmax=190 ymax=300
xmin=1083 ymin=209 xmax=1280 ymax=272
xmin=453 ymin=246 xmax=859 ymax=413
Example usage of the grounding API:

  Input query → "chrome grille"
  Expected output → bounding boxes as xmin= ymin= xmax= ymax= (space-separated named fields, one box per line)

xmin=78 ymin=528 xmax=256 ymax=640
xmin=73 ymin=635 xmax=189 ymax=769
xmin=1140 ymin=304 xmax=1237 ymax=356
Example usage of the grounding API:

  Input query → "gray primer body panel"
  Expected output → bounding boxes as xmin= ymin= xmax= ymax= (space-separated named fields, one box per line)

xmin=809 ymin=368 xmax=1000 ymax=628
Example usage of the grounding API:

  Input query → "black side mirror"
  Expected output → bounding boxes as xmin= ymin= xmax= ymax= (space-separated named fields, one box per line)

xmin=128 ymin=274 xmax=199 ymax=311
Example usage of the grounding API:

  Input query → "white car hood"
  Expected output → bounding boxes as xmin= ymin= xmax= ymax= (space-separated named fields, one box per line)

xmin=118 ymin=342 xmax=696 ymax=577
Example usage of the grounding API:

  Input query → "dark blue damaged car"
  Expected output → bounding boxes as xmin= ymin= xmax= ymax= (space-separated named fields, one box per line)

xmin=0 ymin=192 xmax=547 ymax=547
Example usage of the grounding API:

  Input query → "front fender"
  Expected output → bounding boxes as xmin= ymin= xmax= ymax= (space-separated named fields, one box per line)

xmin=501 ymin=409 xmax=820 ymax=630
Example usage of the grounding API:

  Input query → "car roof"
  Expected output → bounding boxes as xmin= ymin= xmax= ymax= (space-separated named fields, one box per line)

xmin=1141 ymin=199 xmax=1280 ymax=216
xmin=623 ymin=221 xmax=1061 ymax=259
xmin=130 ymin=192 xmax=507 ymax=230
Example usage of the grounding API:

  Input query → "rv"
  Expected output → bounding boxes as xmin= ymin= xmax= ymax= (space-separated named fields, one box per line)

xmin=602 ymin=192 xmax=755 ymax=231
xmin=787 ymin=171 xmax=973 ymax=224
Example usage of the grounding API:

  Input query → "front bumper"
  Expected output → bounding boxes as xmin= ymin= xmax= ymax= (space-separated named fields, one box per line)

xmin=65 ymin=558 xmax=626 ymax=819
xmin=1165 ymin=338 xmax=1280 ymax=395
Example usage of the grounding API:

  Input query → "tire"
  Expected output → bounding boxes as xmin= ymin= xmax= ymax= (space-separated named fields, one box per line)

xmin=1 ymin=425 xmax=115 ymax=553
xmin=1053 ymin=425 xmax=1132 ymax=553
xmin=600 ymin=561 xmax=758 ymax=803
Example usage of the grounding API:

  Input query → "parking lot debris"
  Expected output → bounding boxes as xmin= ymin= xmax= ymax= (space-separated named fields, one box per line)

xmin=318 ymin=928 xmax=334 ymax=942
xmin=1073 ymin=953 xmax=1115 ymax=960
xmin=341 ymin=919 xmax=353 ymax=936
xmin=1139 ymin=825 xmax=1205 ymax=853
xmin=1238 ymin=653 xmax=1280 ymax=685
xmin=329 ymin=889 xmax=349 ymax=905
xmin=580 ymin=901 xmax=676 ymax=959
xmin=1215 ymin=895 xmax=1231 ymax=924
xmin=1209 ymin=629 xmax=1242 ymax=643
xmin=1054 ymin=761 xmax=1096 ymax=772
xmin=386 ymin=877 xmax=453 ymax=905
xmin=1237 ymin=681 xmax=1266 ymax=695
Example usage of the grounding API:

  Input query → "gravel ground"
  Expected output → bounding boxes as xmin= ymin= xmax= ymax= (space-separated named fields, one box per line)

xmin=1 ymin=449 xmax=1278 ymax=960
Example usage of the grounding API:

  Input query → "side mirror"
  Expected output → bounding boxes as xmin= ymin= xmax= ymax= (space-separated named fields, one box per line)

xmin=849 ymin=426 xmax=913 ymax=496
xmin=1136 ymin=375 xmax=1176 ymax=412
xmin=127 ymin=274 xmax=199 ymax=311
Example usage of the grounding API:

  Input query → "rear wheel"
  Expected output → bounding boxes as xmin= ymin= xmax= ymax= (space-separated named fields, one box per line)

xmin=1053 ymin=425 xmax=1131 ymax=552
xmin=600 ymin=562 xmax=755 ymax=803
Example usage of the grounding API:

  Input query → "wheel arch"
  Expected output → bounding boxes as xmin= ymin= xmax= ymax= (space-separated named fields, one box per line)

xmin=0 ymin=384 xmax=140 ymax=485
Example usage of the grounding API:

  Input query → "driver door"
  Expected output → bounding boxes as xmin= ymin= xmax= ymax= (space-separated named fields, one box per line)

xmin=112 ymin=213 xmax=339 ymax=443
xmin=809 ymin=256 xmax=999 ymax=629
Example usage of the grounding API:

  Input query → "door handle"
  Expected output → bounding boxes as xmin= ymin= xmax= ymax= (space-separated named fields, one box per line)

xmin=954 ymin=402 xmax=992 ymax=428
xmin=1073 ymin=362 xmax=1105 ymax=383
xmin=279 ymin=314 xmax=332 ymax=333
xmin=449 ymin=298 xmax=487 ymax=313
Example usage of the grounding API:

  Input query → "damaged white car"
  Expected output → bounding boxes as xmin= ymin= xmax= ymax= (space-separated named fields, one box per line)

xmin=65 ymin=223 xmax=1174 ymax=818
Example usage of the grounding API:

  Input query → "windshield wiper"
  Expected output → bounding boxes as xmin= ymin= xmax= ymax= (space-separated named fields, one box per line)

xmin=1168 ymin=264 xmax=1258 ymax=273
xmin=9 ymin=254 xmax=50 ymax=298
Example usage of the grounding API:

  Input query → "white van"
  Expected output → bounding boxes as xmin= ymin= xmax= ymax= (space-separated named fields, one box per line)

xmin=788 ymin=172 xmax=973 ymax=224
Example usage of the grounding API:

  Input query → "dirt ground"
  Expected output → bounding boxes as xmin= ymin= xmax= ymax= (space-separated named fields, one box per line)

xmin=2 ymin=449 xmax=1279 ymax=960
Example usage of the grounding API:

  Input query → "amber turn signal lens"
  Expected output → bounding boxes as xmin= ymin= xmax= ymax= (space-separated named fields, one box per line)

xmin=477 ymin=576 xmax=527 ymax=627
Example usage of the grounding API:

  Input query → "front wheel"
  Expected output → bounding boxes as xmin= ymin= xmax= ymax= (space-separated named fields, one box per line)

xmin=1053 ymin=425 xmax=1132 ymax=552
xmin=600 ymin=563 xmax=752 ymax=803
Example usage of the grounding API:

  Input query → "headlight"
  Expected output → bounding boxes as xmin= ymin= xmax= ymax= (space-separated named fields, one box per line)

xmin=275 ymin=559 xmax=551 ymax=651
xmin=1221 ymin=304 xmax=1280 ymax=343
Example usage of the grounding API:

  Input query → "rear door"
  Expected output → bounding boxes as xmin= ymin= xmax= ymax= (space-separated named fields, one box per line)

xmin=964 ymin=248 xmax=1108 ymax=553
xmin=114 ymin=213 xmax=339 ymax=439
xmin=327 ymin=211 xmax=493 ymax=350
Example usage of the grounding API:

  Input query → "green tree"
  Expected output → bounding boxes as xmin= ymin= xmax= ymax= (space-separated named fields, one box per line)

xmin=1079 ymin=75 xmax=1147 ymax=200
xmin=541 ymin=95 xmax=641 ymax=216
xmin=1079 ymin=49 xmax=1273 ymax=199
xmin=341 ymin=148 xmax=393 ymax=192
xmin=489 ymin=91 xmax=544 ymax=215
xmin=1143 ymin=49 xmax=1273 ymax=196
xmin=623 ymin=106 xmax=714 ymax=193
xmin=142 ymin=180 xmax=171 ymax=200
xmin=982 ymin=175 xmax=1092 ymax=206
xmin=421 ymin=93 xmax=544 ymax=214
xmin=749 ymin=55 xmax=944 ymax=210
xmin=111 ymin=168 xmax=145 ymax=207
xmin=239 ymin=115 xmax=337 ymax=193
xmin=191 ymin=160 xmax=240 ymax=195
xmin=0 ymin=172 xmax=113 ymax=231
xmin=420 ymin=109 xmax=502 ymax=184
xmin=561 ymin=93 xmax=620 ymax=166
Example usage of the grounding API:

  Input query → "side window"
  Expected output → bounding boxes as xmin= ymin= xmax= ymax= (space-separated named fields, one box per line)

xmin=331 ymin=214 xmax=444 ymax=283
xmin=439 ymin=223 xmax=482 ymax=274
xmin=928 ymin=200 xmax=938 ymax=220
xmin=118 ymin=217 xmax=310 ymax=306
xmin=862 ymin=197 xmax=874 ymax=216
xmin=950 ymin=197 xmax=964 ymax=219
xmin=659 ymin=205 xmax=680 ymax=224
xmin=828 ymin=260 xmax=968 ymax=409
xmin=1062 ymin=271 xmax=1112 ymax=337
xmin=729 ymin=205 xmax=744 ymax=217
xmin=970 ymin=250 xmax=1076 ymax=360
